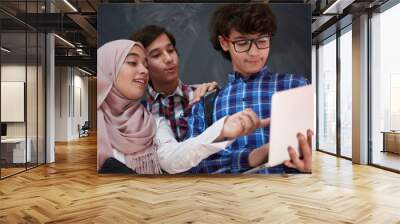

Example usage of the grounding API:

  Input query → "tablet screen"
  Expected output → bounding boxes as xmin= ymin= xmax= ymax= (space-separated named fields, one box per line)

xmin=268 ymin=85 xmax=314 ymax=167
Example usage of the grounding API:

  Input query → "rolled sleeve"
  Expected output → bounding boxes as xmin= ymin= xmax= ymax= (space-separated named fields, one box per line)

xmin=185 ymin=101 xmax=206 ymax=139
xmin=231 ymin=148 xmax=252 ymax=173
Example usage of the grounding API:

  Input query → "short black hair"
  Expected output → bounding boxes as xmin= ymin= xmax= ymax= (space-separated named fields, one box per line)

xmin=209 ymin=3 xmax=277 ymax=61
xmin=130 ymin=25 xmax=176 ymax=49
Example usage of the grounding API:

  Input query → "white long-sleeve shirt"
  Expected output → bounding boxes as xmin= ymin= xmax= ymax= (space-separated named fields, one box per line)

xmin=113 ymin=116 xmax=234 ymax=174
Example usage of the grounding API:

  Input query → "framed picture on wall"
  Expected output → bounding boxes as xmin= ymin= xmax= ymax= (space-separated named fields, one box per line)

xmin=1 ymin=81 xmax=25 ymax=122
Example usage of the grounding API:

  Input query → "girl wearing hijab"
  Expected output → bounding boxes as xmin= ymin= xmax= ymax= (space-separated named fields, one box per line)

xmin=97 ymin=40 xmax=269 ymax=174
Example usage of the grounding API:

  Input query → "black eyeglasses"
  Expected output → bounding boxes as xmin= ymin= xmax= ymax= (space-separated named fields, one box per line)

xmin=224 ymin=35 xmax=271 ymax=53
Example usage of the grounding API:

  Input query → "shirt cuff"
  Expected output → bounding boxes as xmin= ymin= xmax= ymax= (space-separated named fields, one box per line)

xmin=195 ymin=115 xmax=235 ymax=149
xmin=232 ymin=148 xmax=251 ymax=173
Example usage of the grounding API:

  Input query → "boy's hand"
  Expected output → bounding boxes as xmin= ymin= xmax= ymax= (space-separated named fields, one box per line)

xmin=220 ymin=108 xmax=270 ymax=140
xmin=283 ymin=129 xmax=313 ymax=173
xmin=190 ymin=81 xmax=219 ymax=105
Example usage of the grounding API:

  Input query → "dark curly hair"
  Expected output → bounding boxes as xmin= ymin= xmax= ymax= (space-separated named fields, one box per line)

xmin=129 ymin=25 xmax=176 ymax=49
xmin=209 ymin=3 xmax=277 ymax=61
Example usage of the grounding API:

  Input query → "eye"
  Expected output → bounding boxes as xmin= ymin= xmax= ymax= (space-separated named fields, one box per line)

xmin=167 ymin=48 xmax=175 ymax=53
xmin=256 ymin=39 xmax=268 ymax=44
xmin=127 ymin=61 xmax=137 ymax=66
xmin=150 ymin=53 xmax=161 ymax=58
xmin=235 ymin=40 xmax=249 ymax=47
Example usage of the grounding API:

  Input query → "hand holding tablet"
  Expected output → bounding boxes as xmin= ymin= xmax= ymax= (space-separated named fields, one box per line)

xmin=244 ymin=85 xmax=314 ymax=173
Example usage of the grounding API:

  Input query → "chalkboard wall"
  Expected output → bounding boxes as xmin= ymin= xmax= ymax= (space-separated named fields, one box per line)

xmin=98 ymin=3 xmax=311 ymax=85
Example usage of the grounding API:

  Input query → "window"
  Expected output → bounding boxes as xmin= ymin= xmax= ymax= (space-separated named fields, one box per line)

xmin=339 ymin=28 xmax=352 ymax=158
xmin=317 ymin=35 xmax=337 ymax=154
xmin=371 ymin=2 xmax=400 ymax=171
xmin=0 ymin=1 xmax=47 ymax=179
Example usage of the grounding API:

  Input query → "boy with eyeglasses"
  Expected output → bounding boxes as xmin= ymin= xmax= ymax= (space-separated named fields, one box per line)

xmin=185 ymin=3 xmax=313 ymax=174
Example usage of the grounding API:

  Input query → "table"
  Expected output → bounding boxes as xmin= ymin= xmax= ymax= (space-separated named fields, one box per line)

xmin=381 ymin=131 xmax=400 ymax=154
xmin=1 ymin=138 xmax=32 ymax=163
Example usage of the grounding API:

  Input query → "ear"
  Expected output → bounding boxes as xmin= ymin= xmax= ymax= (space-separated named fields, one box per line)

xmin=218 ymin=35 xmax=229 ymax=52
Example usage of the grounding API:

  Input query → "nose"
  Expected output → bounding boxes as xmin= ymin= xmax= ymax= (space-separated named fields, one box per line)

xmin=162 ymin=51 xmax=173 ymax=64
xmin=248 ymin=41 xmax=259 ymax=56
xmin=138 ymin=63 xmax=148 ymax=76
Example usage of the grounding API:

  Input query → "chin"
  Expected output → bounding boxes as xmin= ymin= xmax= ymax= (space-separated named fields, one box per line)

xmin=126 ymin=96 xmax=142 ymax=101
xmin=129 ymin=91 xmax=145 ymax=100
xmin=166 ymin=74 xmax=179 ymax=83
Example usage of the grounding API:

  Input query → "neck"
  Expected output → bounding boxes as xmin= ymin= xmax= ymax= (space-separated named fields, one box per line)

xmin=239 ymin=73 xmax=251 ymax=79
xmin=151 ymin=79 xmax=179 ymax=96
xmin=234 ymin=71 xmax=251 ymax=79
xmin=232 ymin=66 xmax=251 ymax=79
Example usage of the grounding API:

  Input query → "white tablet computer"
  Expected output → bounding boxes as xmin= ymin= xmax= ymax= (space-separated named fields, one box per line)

xmin=243 ymin=85 xmax=314 ymax=174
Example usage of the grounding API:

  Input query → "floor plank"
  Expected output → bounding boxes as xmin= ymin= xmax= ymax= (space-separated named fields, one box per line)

xmin=373 ymin=151 xmax=400 ymax=171
xmin=0 ymin=134 xmax=399 ymax=223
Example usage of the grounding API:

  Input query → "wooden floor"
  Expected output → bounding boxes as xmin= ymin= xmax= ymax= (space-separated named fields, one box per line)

xmin=373 ymin=151 xmax=400 ymax=171
xmin=1 ymin=135 xmax=400 ymax=223
xmin=1 ymin=167 xmax=26 ymax=178
xmin=1 ymin=163 xmax=44 ymax=178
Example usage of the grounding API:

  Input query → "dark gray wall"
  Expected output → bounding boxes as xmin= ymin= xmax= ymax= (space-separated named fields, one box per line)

xmin=98 ymin=3 xmax=311 ymax=85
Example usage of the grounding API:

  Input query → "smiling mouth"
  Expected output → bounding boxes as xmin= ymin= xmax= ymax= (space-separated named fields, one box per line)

xmin=133 ymin=79 xmax=147 ymax=87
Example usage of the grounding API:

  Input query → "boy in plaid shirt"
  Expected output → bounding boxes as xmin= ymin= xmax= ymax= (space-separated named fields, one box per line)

xmin=131 ymin=25 xmax=217 ymax=142
xmin=186 ymin=3 xmax=313 ymax=174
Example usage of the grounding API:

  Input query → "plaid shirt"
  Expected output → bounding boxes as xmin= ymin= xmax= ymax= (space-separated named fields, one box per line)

xmin=146 ymin=81 xmax=197 ymax=142
xmin=186 ymin=67 xmax=309 ymax=174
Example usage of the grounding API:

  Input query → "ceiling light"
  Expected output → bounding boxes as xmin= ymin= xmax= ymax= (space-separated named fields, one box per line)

xmin=63 ymin=0 xmax=78 ymax=12
xmin=78 ymin=67 xmax=93 ymax=76
xmin=322 ymin=0 xmax=354 ymax=15
xmin=1 ymin=47 xmax=11 ymax=53
xmin=54 ymin=34 xmax=75 ymax=48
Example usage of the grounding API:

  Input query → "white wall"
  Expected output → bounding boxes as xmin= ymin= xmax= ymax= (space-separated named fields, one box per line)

xmin=73 ymin=73 xmax=89 ymax=136
xmin=54 ymin=67 xmax=89 ymax=141
xmin=55 ymin=67 xmax=69 ymax=141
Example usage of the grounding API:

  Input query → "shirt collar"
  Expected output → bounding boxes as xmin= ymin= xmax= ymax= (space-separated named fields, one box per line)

xmin=147 ymin=80 xmax=185 ymax=100
xmin=228 ymin=66 xmax=269 ymax=83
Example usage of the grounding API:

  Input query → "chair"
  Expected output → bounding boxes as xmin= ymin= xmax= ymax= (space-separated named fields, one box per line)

xmin=78 ymin=121 xmax=90 ymax=138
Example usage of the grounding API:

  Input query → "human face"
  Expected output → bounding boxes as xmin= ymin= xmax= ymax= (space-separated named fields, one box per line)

xmin=219 ymin=29 xmax=270 ymax=77
xmin=115 ymin=45 xmax=149 ymax=100
xmin=146 ymin=33 xmax=179 ymax=86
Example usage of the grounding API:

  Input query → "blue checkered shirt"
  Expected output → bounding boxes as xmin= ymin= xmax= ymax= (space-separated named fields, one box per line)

xmin=185 ymin=67 xmax=309 ymax=174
